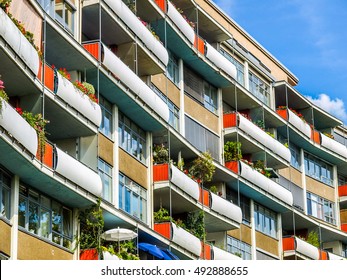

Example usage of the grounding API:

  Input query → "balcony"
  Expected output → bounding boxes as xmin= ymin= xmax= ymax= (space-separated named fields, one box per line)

xmin=83 ymin=41 xmax=169 ymax=123
xmin=328 ymin=252 xmax=345 ymax=260
xmin=282 ymin=236 xmax=328 ymax=260
xmin=0 ymin=8 xmax=40 ymax=76
xmin=224 ymin=112 xmax=291 ymax=163
xmin=0 ymin=99 xmax=38 ymax=155
xmin=153 ymin=163 xmax=242 ymax=231
xmin=154 ymin=222 xmax=201 ymax=257
xmin=103 ymin=0 xmax=168 ymax=67
xmin=277 ymin=108 xmax=311 ymax=139
xmin=320 ymin=133 xmax=347 ymax=158
xmin=212 ymin=246 xmax=242 ymax=260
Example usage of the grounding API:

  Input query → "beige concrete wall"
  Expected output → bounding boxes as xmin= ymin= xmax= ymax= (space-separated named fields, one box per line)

xmin=184 ymin=95 xmax=219 ymax=134
xmin=306 ymin=176 xmax=335 ymax=201
xmin=195 ymin=0 xmax=297 ymax=85
xmin=255 ymin=231 xmax=279 ymax=257
xmin=98 ymin=134 xmax=114 ymax=166
xmin=11 ymin=0 xmax=42 ymax=53
xmin=151 ymin=74 xmax=180 ymax=108
xmin=340 ymin=209 xmax=347 ymax=224
xmin=278 ymin=167 xmax=302 ymax=188
xmin=17 ymin=231 xmax=73 ymax=260
xmin=227 ymin=224 xmax=252 ymax=245
xmin=0 ymin=220 xmax=11 ymax=257
xmin=118 ymin=148 xmax=148 ymax=189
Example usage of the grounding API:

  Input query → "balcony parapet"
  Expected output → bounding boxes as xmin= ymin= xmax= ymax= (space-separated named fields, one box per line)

xmin=338 ymin=185 xmax=347 ymax=198
xmin=83 ymin=41 xmax=170 ymax=123
xmin=103 ymin=0 xmax=169 ymax=66
xmin=0 ymin=99 xmax=38 ymax=155
xmin=210 ymin=192 xmax=242 ymax=224
xmin=154 ymin=222 xmax=201 ymax=256
xmin=224 ymin=113 xmax=291 ymax=163
xmin=277 ymin=108 xmax=311 ymax=138
xmin=320 ymin=133 xmax=347 ymax=158
xmin=282 ymin=236 xmax=319 ymax=260
xmin=212 ymin=246 xmax=242 ymax=260
xmin=0 ymin=8 xmax=40 ymax=76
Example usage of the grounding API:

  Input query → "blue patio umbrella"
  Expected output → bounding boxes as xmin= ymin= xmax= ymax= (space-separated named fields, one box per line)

xmin=138 ymin=243 xmax=168 ymax=260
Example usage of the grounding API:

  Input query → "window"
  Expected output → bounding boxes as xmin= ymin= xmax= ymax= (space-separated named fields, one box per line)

xmin=55 ymin=0 xmax=75 ymax=34
xmin=167 ymin=51 xmax=180 ymax=86
xmin=248 ymin=72 xmax=270 ymax=106
xmin=307 ymin=192 xmax=335 ymax=224
xmin=304 ymin=153 xmax=333 ymax=186
xmin=227 ymin=236 xmax=252 ymax=260
xmin=254 ymin=203 xmax=277 ymax=238
xmin=118 ymin=113 xmax=146 ymax=164
xmin=98 ymin=159 xmax=112 ymax=202
xmin=227 ymin=189 xmax=250 ymax=225
xmin=119 ymin=173 xmax=147 ymax=223
xmin=290 ymin=144 xmax=300 ymax=169
xmin=99 ymin=97 xmax=113 ymax=139
xmin=220 ymin=49 xmax=245 ymax=86
xmin=150 ymin=84 xmax=180 ymax=131
xmin=0 ymin=170 xmax=11 ymax=220
xmin=18 ymin=185 xmax=73 ymax=249
xmin=185 ymin=115 xmax=220 ymax=159
xmin=342 ymin=244 xmax=347 ymax=258
xmin=184 ymin=66 xmax=218 ymax=114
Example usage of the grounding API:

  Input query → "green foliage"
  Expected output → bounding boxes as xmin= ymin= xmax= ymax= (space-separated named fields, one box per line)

xmin=209 ymin=185 xmax=218 ymax=194
xmin=306 ymin=230 xmax=320 ymax=248
xmin=153 ymin=207 xmax=171 ymax=222
xmin=224 ymin=141 xmax=242 ymax=162
xmin=254 ymin=119 xmax=265 ymax=130
xmin=177 ymin=157 xmax=185 ymax=171
xmin=0 ymin=0 xmax=12 ymax=11
xmin=0 ymin=77 xmax=9 ymax=114
xmin=186 ymin=211 xmax=205 ymax=240
xmin=189 ymin=152 xmax=215 ymax=183
xmin=78 ymin=198 xmax=104 ymax=252
xmin=153 ymin=144 xmax=169 ymax=164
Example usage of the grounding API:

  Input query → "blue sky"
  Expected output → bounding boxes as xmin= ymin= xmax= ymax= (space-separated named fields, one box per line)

xmin=213 ymin=0 xmax=347 ymax=124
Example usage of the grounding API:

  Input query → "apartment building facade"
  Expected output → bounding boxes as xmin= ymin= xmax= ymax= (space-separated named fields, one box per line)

xmin=0 ymin=0 xmax=346 ymax=260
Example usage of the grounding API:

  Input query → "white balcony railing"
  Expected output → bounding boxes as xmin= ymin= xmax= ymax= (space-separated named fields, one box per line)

xmin=104 ymin=0 xmax=169 ymax=66
xmin=328 ymin=252 xmax=345 ymax=260
xmin=55 ymin=72 xmax=102 ymax=126
xmin=238 ymin=114 xmax=291 ymax=163
xmin=205 ymin=42 xmax=237 ymax=80
xmin=171 ymin=222 xmax=201 ymax=256
xmin=167 ymin=1 xmax=195 ymax=44
xmin=170 ymin=164 xmax=200 ymax=200
xmin=101 ymin=43 xmax=170 ymax=122
xmin=292 ymin=237 xmax=319 ymax=260
xmin=0 ymin=8 xmax=40 ymax=76
xmin=212 ymin=246 xmax=242 ymax=260
xmin=0 ymin=100 xmax=38 ymax=155
xmin=239 ymin=161 xmax=293 ymax=206
xmin=210 ymin=192 xmax=242 ymax=223
xmin=320 ymin=133 xmax=347 ymax=158
xmin=55 ymin=147 xmax=102 ymax=197
xmin=287 ymin=109 xmax=311 ymax=138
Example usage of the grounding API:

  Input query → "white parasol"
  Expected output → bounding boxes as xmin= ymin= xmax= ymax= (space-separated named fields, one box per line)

xmin=101 ymin=227 xmax=138 ymax=242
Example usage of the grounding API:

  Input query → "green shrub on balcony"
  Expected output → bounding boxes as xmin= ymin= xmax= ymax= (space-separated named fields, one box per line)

xmin=224 ymin=141 xmax=242 ymax=162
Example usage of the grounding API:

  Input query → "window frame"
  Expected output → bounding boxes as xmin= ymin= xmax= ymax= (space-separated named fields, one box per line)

xmin=307 ymin=192 xmax=336 ymax=225
xmin=98 ymin=158 xmax=113 ymax=202
xmin=227 ymin=236 xmax=252 ymax=260
xmin=254 ymin=203 xmax=277 ymax=238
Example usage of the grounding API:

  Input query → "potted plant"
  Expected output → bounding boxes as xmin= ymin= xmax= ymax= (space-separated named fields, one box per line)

xmin=189 ymin=152 xmax=215 ymax=184
xmin=77 ymin=198 xmax=104 ymax=260
xmin=224 ymin=141 xmax=242 ymax=173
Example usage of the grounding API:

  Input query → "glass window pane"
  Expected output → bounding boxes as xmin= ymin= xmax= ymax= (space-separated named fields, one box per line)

xmin=40 ymin=207 xmax=51 ymax=238
xmin=18 ymin=197 xmax=27 ymax=228
xmin=29 ymin=202 xmax=39 ymax=234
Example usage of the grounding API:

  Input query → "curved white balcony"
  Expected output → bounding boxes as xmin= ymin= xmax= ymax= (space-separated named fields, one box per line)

xmin=55 ymin=72 xmax=102 ymax=126
xmin=171 ymin=222 xmax=201 ymax=256
xmin=210 ymin=192 xmax=242 ymax=224
xmin=321 ymin=133 xmax=347 ymax=158
xmin=328 ymin=252 xmax=345 ymax=260
xmin=287 ymin=109 xmax=311 ymax=138
xmin=170 ymin=164 xmax=200 ymax=200
xmin=0 ymin=100 xmax=38 ymax=155
xmin=0 ymin=9 xmax=40 ymax=76
xmin=102 ymin=44 xmax=170 ymax=122
xmin=103 ymin=0 xmax=168 ymax=66
xmin=55 ymin=147 xmax=102 ymax=197
xmin=239 ymin=161 xmax=293 ymax=206
xmin=283 ymin=236 xmax=319 ymax=260
xmin=167 ymin=1 xmax=195 ymax=44
xmin=238 ymin=114 xmax=291 ymax=162
xmin=205 ymin=43 xmax=237 ymax=80
xmin=212 ymin=246 xmax=242 ymax=260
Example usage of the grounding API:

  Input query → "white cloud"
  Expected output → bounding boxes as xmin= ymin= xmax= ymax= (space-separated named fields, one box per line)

xmin=306 ymin=93 xmax=347 ymax=123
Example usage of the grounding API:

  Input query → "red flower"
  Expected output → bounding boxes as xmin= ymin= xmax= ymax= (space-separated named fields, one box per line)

xmin=15 ymin=107 xmax=23 ymax=115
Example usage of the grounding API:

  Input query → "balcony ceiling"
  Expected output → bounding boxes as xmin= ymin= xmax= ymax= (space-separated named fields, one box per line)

xmin=222 ymin=84 xmax=263 ymax=111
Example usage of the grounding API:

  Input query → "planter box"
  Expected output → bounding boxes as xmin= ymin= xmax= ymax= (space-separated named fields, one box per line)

xmin=153 ymin=163 xmax=169 ymax=181
xmin=225 ymin=161 xmax=238 ymax=173
xmin=80 ymin=248 xmax=98 ymax=260
xmin=223 ymin=112 xmax=237 ymax=128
